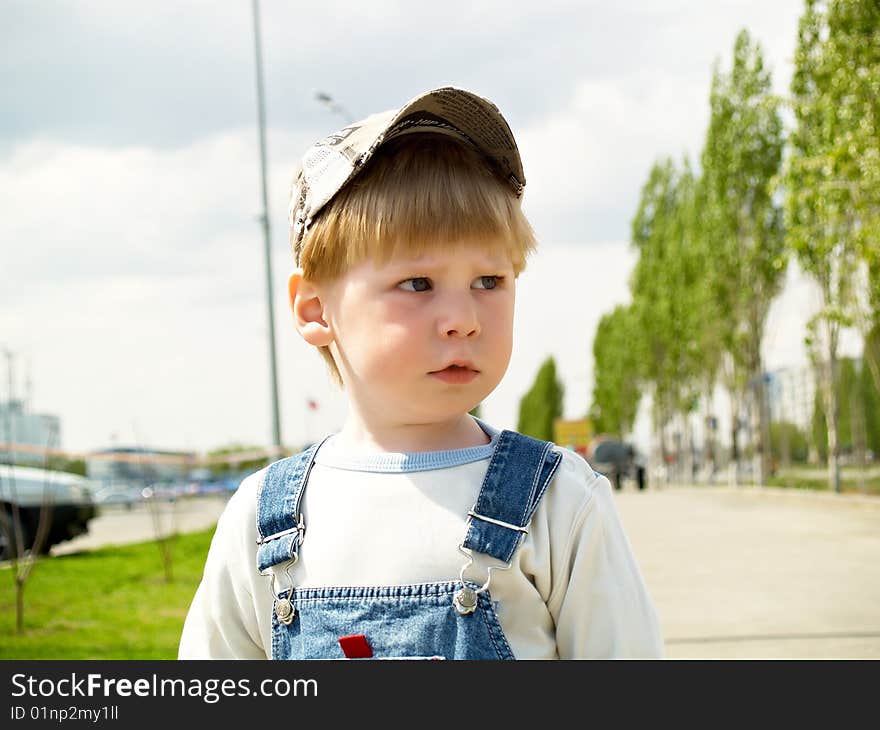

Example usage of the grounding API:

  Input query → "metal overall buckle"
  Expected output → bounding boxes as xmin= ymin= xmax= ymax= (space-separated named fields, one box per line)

xmin=261 ymin=556 xmax=298 ymax=625
xmin=453 ymin=510 xmax=528 ymax=616
xmin=257 ymin=515 xmax=305 ymax=627
xmin=453 ymin=545 xmax=512 ymax=616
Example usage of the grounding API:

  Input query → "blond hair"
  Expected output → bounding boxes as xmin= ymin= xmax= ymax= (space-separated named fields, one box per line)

xmin=293 ymin=133 xmax=537 ymax=386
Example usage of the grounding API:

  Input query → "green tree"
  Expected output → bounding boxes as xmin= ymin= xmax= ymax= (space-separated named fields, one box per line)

xmin=589 ymin=304 xmax=643 ymax=438
xmin=701 ymin=28 xmax=787 ymax=485
xmin=517 ymin=357 xmax=564 ymax=441
xmin=770 ymin=421 xmax=810 ymax=464
xmin=690 ymin=176 xmax=728 ymax=477
xmin=864 ymin=325 xmax=880 ymax=453
xmin=784 ymin=0 xmax=879 ymax=491
xmin=630 ymin=159 xmax=676 ymax=464
xmin=813 ymin=354 xmax=880 ymax=461
xmin=832 ymin=2 xmax=880 ymax=389
xmin=864 ymin=265 xmax=880 ymax=394
xmin=629 ymin=159 xmax=705 ymax=477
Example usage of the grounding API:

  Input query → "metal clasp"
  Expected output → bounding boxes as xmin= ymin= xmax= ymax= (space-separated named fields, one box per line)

xmin=260 ymin=557 xmax=298 ymax=625
xmin=453 ymin=544 xmax=512 ymax=616
xmin=255 ymin=513 xmax=306 ymax=549
xmin=452 ymin=509 xmax=528 ymax=616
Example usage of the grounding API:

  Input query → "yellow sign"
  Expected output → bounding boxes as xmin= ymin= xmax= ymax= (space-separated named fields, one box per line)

xmin=553 ymin=419 xmax=592 ymax=450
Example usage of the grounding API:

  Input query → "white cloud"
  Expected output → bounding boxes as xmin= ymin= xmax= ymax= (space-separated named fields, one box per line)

xmin=520 ymin=74 xmax=711 ymax=217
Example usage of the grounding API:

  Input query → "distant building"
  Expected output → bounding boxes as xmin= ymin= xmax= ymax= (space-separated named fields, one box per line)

xmin=0 ymin=399 xmax=61 ymax=466
xmin=85 ymin=447 xmax=197 ymax=488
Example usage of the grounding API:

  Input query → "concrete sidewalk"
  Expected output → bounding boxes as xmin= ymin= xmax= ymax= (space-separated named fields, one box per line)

xmin=614 ymin=483 xmax=880 ymax=658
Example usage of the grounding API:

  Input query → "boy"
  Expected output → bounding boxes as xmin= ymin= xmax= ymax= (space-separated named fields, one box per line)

xmin=178 ymin=87 xmax=663 ymax=659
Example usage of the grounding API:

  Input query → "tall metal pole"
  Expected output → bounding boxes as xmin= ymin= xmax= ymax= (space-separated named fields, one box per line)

xmin=251 ymin=0 xmax=282 ymax=454
xmin=2 ymin=347 xmax=15 ymax=464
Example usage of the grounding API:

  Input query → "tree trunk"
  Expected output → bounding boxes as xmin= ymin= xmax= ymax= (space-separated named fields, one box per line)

xmin=807 ymin=360 xmax=822 ymax=465
xmin=757 ymin=368 xmax=773 ymax=484
xmin=851 ymin=367 xmax=867 ymax=493
xmin=681 ymin=411 xmax=694 ymax=485
xmin=658 ymin=421 xmax=668 ymax=485
xmin=703 ymin=384 xmax=716 ymax=484
xmin=747 ymin=333 xmax=772 ymax=486
xmin=750 ymin=379 xmax=762 ymax=485
xmin=824 ymin=332 xmax=841 ymax=493
xmin=729 ymin=391 xmax=741 ymax=487
xmin=16 ymin=579 xmax=24 ymax=634
xmin=159 ymin=538 xmax=174 ymax=584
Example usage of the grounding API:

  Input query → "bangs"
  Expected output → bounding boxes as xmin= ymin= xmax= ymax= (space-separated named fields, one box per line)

xmin=298 ymin=134 xmax=536 ymax=281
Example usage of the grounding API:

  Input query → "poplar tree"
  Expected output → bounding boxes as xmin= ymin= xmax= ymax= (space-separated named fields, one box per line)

xmin=517 ymin=356 xmax=564 ymax=442
xmin=700 ymin=28 xmax=786 ymax=485
xmin=589 ymin=303 xmax=643 ymax=438
xmin=690 ymin=176 xmax=727 ymax=478
xmin=784 ymin=0 xmax=879 ymax=492
xmin=832 ymin=1 xmax=880 ymax=394
xmin=630 ymin=160 xmax=679 ymax=465
xmin=630 ymin=159 xmax=705 ymax=477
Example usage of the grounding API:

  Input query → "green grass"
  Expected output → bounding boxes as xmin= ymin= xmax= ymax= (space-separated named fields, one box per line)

xmin=0 ymin=527 xmax=215 ymax=659
xmin=765 ymin=470 xmax=880 ymax=496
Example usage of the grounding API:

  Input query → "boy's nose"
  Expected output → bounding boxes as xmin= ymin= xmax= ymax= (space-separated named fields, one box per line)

xmin=437 ymin=297 xmax=480 ymax=338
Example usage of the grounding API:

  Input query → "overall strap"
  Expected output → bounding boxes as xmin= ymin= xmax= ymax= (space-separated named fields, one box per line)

xmin=255 ymin=436 xmax=330 ymax=573
xmin=461 ymin=429 xmax=563 ymax=564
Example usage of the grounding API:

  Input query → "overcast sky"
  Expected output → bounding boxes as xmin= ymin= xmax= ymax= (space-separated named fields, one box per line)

xmin=1 ymin=0 xmax=860 ymax=455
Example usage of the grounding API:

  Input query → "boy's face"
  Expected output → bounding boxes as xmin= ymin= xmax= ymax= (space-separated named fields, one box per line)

xmin=321 ymin=237 xmax=516 ymax=427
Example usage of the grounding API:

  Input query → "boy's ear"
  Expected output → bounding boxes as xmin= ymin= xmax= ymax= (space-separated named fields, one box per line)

xmin=288 ymin=269 xmax=333 ymax=347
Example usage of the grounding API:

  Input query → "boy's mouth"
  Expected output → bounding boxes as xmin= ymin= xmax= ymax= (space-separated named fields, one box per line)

xmin=429 ymin=361 xmax=479 ymax=384
xmin=432 ymin=360 xmax=478 ymax=373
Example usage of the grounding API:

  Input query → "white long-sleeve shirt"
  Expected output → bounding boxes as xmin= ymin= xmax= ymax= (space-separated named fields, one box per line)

xmin=178 ymin=421 xmax=664 ymax=659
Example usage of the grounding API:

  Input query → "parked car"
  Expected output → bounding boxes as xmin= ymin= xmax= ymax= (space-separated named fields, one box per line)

xmin=0 ymin=464 xmax=97 ymax=560
xmin=589 ymin=438 xmax=647 ymax=491
xmin=92 ymin=483 xmax=143 ymax=509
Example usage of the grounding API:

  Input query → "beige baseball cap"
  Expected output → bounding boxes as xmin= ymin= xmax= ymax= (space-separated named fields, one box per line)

xmin=288 ymin=86 xmax=525 ymax=262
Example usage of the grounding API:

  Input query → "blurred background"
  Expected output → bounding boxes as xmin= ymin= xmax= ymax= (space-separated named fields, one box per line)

xmin=1 ymin=0 xmax=878 ymax=658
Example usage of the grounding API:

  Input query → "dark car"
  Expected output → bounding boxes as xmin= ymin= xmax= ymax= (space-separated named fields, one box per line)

xmin=589 ymin=439 xmax=646 ymax=491
xmin=0 ymin=464 xmax=97 ymax=560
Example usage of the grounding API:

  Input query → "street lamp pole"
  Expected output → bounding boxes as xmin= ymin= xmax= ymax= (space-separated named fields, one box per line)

xmin=251 ymin=0 xmax=282 ymax=455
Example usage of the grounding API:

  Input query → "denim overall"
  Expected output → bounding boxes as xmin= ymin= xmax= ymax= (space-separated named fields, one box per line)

xmin=256 ymin=429 xmax=562 ymax=660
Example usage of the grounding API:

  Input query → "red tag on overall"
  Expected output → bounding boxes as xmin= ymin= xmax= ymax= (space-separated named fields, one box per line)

xmin=338 ymin=634 xmax=373 ymax=659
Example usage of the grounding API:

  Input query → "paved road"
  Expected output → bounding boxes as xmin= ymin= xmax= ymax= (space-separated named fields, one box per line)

xmin=50 ymin=485 xmax=880 ymax=659
xmin=50 ymin=495 xmax=230 ymax=556
xmin=615 ymin=484 xmax=880 ymax=659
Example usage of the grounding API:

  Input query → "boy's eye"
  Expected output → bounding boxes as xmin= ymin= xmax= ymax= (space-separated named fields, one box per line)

xmin=396 ymin=275 xmax=503 ymax=292
xmin=473 ymin=276 xmax=501 ymax=290
xmin=397 ymin=277 xmax=432 ymax=292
